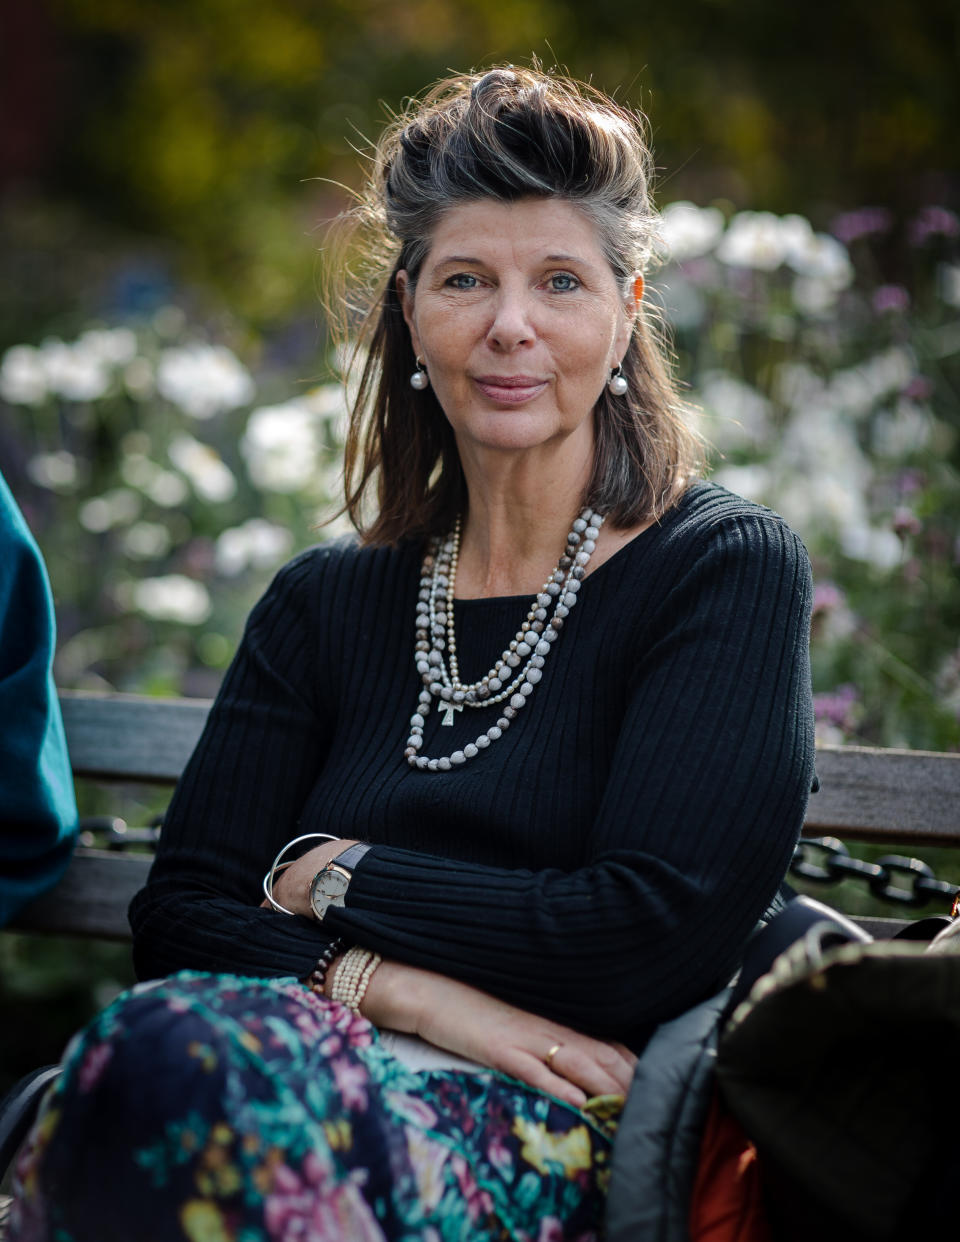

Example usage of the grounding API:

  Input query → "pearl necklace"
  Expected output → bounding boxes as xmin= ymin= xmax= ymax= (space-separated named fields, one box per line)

xmin=405 ymin=507 xmax=605 ymax=770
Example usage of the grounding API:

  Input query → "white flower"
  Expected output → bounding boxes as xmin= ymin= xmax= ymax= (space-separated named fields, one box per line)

xmin=840 ymin=524 xmax=903 ymax=570
xmin=26 ymin=450 xmax=79 ymax=490
xmin=792 ymin=275 xmax=841 ymax=316
xmin=168 ymin=434 xmax=237 ymax=502
xmin=656 ymin=274 xmax=706 ymax=330
xmin=872 ymin=402 xmax=932 ymax=457
xmin=659 ymin=201 xmax=725 ymax=263
xmin=124 ymin=357 xmax=155 ymax=400
xmin=716 ymin=211 xmax=788 ymax=270
xmin=133 ymin=575 xmax=212 ymax=624
xmin=696 ymin=373 xmax=771 ymax=450
xmin=77 ymin=328 xmax=138 ymax=367
xmin=156 ymin=344 xmax=254 ymax=419
xmin=785 ymin=231 xmax=853 ymax=286
xmin=40 ymin=338 xmax=111 ymax=402
xmin=215 ymin=519 xmax=294 ymax=576
xmin=120 ymin=452 xmax=190 ymax=507
xmin=710 ymin=464 xmax=772 ymax=503
xmin=241 ymin=400 xmax=322 ymax=493
xmin=79 ymin=488 xmax=142 ymax=533
xmin=0 ymin=345 xmax=48 ymax=405
xmin=122 ymin=521 xmax=173 ymax=560
xmin=825 ymin=348 xmax=913 ymax=418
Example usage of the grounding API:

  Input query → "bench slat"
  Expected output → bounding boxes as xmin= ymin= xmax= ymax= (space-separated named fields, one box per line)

xmin=9 ymin=850 xmax=152 ymax=940
xmin=805 ymin=744 xmax=960 ymax=844
xmin=59 ymin=692 xmax=211 ymax=783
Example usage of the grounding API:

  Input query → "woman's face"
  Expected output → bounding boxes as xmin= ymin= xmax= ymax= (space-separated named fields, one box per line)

xmin=398 ymin=197 xmax=636 ymax=467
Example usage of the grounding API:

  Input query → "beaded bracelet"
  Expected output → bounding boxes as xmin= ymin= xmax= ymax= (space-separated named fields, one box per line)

xmin=301 ymin=937 xmax=345 ymax=996
xmin=330 ymin=946 xmax=382 ymax=1013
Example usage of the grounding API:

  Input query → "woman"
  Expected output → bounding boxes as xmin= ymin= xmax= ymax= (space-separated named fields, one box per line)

xmin=11 ymin=67 xmax=814 ymax=1241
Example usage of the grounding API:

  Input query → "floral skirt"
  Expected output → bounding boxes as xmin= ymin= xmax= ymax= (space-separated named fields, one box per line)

xmin=10 ymin=972 xmax=620 ymax=1242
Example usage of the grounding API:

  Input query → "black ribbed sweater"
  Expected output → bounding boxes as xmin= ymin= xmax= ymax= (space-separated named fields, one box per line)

xmin=130 ymin=481 xmax=815 ymax=1044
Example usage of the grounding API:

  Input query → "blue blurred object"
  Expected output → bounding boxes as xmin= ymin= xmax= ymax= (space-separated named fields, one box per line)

xmin=0 ymin=468 xmax=79 ymax=926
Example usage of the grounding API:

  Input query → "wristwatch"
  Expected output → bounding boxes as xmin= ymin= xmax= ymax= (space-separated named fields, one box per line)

xmin=308 ymin=842 xmax=371 ymax=922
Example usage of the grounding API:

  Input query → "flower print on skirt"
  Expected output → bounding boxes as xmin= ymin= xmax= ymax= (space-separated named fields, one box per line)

xmin=9 ymin=971 xmax=619 ymax=1242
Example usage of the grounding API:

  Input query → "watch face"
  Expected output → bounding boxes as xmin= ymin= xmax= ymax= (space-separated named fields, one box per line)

xmin=309 ymin=866 xmax=350 ymax=920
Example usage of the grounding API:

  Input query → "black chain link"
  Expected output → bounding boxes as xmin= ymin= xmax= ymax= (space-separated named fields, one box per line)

xmin=791 ymin=837 xmax=960 ymax=909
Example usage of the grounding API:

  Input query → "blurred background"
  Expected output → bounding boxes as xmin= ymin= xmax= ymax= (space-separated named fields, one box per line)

xmin=1 ymin=0 xmax=958 ymax=1086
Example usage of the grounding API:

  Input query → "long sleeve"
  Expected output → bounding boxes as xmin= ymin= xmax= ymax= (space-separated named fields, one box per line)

xmin=129 ymin=550 xmax=343 ymax=979
xmin=0 ymin=471 xmax=79 ymax=926
xmin=325 ymin=503 xmax=814 ymax=1036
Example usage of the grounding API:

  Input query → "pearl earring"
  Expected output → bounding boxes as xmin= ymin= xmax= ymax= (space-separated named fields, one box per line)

xmin=410 ymin=358 xmax=429 ymax=391
xmin=607 ymin=365 xmax=628 ymax=397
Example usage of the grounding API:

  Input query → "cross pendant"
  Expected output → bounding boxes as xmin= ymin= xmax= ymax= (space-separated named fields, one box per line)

xmin=440 ymin=702 xmax=463 ymax=727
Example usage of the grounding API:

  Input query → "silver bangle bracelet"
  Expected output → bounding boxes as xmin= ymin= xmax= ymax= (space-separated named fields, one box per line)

xmin=262 ymin=832 xmax=342 ymax=916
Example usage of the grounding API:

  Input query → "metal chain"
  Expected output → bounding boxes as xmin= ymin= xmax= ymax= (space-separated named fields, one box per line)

xmin=791 ymin=837 xmax=960 ymax=909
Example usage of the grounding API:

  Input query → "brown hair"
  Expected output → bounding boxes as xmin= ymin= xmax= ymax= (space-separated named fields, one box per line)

xmin=332 ymin=65 xmax=700 ymax=544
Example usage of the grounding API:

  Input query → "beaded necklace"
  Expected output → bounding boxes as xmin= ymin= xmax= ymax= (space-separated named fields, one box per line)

xmin=405 ymin=507 xmax=605 ymax=770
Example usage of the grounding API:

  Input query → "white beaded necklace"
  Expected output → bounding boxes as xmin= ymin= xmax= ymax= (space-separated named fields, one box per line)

xmin=405 ymin=506 xmax=605 ymax=770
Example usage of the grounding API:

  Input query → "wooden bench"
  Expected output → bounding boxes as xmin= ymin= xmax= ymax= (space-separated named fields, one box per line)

xmin=9 ymin=691 xmax=960 ymax=943
xmin=1 ymin=690 xmax=959 ymax=1224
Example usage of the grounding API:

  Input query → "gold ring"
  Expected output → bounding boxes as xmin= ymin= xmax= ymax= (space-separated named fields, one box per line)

xmin=544 ymin=1043 xmax=562 ymax=1071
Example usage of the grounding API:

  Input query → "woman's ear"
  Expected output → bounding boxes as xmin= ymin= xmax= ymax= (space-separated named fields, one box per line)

xmin=632 ymin=273 xmax=645 ymax=312
xmin=396 ymin=270 xmax=421 ymax=355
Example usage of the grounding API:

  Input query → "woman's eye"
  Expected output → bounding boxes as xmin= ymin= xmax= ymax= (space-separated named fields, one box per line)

xmin=547 ymin=273 xmax=579 ymax=292
xmin=446 ymin=273 xmax=480 ymax=290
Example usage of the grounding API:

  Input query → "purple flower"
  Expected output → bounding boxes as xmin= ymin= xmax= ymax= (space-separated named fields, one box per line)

xmin=892 ymin=506 xmax=922 ymax=537
xmin=812 ymin=582 xmax=844 ymax=615
xmin=872 ymin=284 xmax=910 ymax=314
xmin=813 ymin=684 xmax=860 ymax=730
xmin=830 ymin=207 xmax=892 ymax=245
xmin=909 ymin=206 xmax=960 ymax=246
xmin=902 ymin=375 xmax=933 ymax=402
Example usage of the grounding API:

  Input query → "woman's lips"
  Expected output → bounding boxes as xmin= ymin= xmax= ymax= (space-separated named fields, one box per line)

xmin=472 ymin=375 xmax=549 ymax=404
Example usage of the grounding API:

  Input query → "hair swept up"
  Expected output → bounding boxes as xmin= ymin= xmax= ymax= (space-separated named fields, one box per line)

xmin=328 ymin=63 xmax=700 ymax=545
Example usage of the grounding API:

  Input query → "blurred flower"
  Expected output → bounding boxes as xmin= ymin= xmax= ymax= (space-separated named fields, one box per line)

xmin=79 ymin=488 xmax=142 ymax=533
xmin=830 ymin=207 xmax=893 ymax=245
xmin=168 ymin=434 xmax=237 ymax=502
xmin=27 ymin=450 xmax=79 ymax=491
xmin=892 ymin=506 xmax=922 ymax=538
xmin=840 ymin=523 xmax=903 ymax=569
xmin=710 ymin=464 xmax=771 ymax=503
xmin=908 ymin=206 xmax=960 ymax=247
xmin=659 ymin=201 xmax=725 ymax=263
xmin=121 ymin=521 xmax=173 ymax=560
xmin=77 ymin=328 xmax=138 ymax=366
xmin=40 ymin=337 xmax=112 ymax=402
xmin=814 ymin=683 xmax=861 ymax=743
xmin=124 ymin=357 xmax=155 ymax=400
xmin=156 ymin=344 xmax=254 ymax=419
xmin=132 ymin=575 xmax=212 ymax=624
xmin=872 ymin=285 xmax=910 ymax=314
xmin=936 ymin=647 xmax=960 ymax=720
xmin=241 ymin=399 xmax=322 ymax=493
xmin=871 ymin=402 xmax=932 ymax=457
xmin=825 ymin=348 xmax=913 ymax=417
xmin=215 ymin=519 xmax=294 ymax=576
xmin=938 ymin=263 xmax=960 ymax=308
xmin=716 ymin=211 xmax=787 ymax=270
xmin=696 ymin=373 xmax=771 ymax=449
xmin=812 ymin=582 xmax=845 ymax=615
xmin=120 ymin=452 xmax=190 ymax=507
xmin=0 ymin=344 xmax=48 ymax=405
xmin=902 ymin=375 xmax=934 ymax=402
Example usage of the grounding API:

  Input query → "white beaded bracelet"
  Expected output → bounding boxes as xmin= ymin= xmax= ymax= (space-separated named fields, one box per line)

xmin=330 ymin=946 xmax=382 ymax=1013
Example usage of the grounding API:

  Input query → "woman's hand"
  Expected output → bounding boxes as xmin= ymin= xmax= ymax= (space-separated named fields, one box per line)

xmin=360 ymin=958 xmax=636 ymax=1110
xmin=261 ymin=838 xmax=360 ymax=918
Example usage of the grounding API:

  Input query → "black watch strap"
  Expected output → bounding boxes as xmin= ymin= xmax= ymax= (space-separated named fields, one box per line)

xmin=332 ymin=842 xmax=371 ymax=874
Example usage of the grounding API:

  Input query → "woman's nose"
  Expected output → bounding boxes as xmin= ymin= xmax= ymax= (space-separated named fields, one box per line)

xmin=485 ymin=287 xmax=535 ymax=350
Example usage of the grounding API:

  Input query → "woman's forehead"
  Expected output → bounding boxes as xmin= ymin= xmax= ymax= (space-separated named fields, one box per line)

xmin=423 ymin=198 xmax=608 ymax=266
